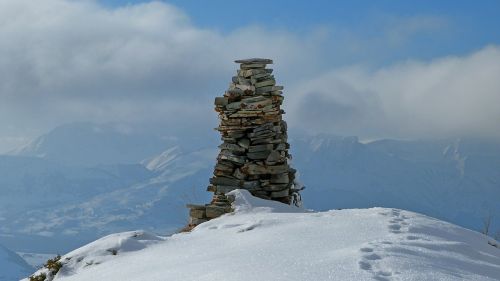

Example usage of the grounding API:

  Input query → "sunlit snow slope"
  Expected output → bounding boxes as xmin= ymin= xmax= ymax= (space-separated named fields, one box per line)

xmin=24 ymin=190 xmax=500 ymax=281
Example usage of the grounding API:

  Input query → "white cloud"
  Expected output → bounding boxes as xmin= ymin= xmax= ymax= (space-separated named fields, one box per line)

xmin=0 ymin=0 xmax=327 ymax=151
xmin=0 ymin=0 xmax=498 ymax=152
xmin=288 ymin=46 xmax=500 ymax=139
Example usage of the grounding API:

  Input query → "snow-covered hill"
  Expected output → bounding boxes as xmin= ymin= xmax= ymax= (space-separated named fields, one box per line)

xmin=23 ymin=190 xmax=500 ymax=281
xmin=0 ymin=244 xmax=33 ymax=281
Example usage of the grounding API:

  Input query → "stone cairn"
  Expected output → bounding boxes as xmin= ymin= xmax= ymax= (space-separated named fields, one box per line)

xmin=186 ymin=58 xmax=302 ymax=229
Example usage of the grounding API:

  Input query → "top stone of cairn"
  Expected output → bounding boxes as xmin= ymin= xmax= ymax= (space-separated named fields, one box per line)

xmin=234 ymin=58 xmax=273 ymax=65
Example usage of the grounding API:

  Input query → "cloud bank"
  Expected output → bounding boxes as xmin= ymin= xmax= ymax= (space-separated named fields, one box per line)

xmin=288 ymin=46 xmax=500 ymax=139
xmin=0 ymin=0 xmax=499 ymax=151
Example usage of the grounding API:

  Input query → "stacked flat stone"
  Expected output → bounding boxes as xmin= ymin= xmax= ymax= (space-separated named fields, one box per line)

xmin=186 ymin=58 xmax=299 ymax=228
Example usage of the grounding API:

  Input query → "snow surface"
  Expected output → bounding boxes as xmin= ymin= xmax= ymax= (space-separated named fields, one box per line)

xmin=23 ymin=190 xmax=500 ymax=281
xmin=0 ymin=244 xmax=33 ymax=281
xmin=17 ymin=252 xmax=56 ymax=268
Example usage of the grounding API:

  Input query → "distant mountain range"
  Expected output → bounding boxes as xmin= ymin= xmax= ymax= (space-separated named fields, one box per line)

xmin=1 ymin=123 xmax=499 ymax=254
xmin=0 ymin=243 xmax=33 ymax=281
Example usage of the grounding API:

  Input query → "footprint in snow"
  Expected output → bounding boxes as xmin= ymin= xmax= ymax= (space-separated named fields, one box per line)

xmin=237 ymin=224 xmax=259 ymax=233
xmin=373 ymin=276 xmax=391 ymax=281
xmin=360 ymin=247 xmax=374 ymax=253
xmin=364 ymin=253 xmax=382 ymax=260
xmin=389 ymin=224 xmax=401 ymax=229
xmin=377 ymin=271 xmax=392 ymax=277
xmin=359 ymin=261 xmax=372 ymax=270
xmin=406 ymin=235 xmax=420 ymax=240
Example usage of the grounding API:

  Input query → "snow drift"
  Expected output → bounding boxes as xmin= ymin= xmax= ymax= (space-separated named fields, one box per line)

xmin=23 ymin=190 xmax=500 ymax=281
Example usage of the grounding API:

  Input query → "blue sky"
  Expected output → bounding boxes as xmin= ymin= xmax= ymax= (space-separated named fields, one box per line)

xmin=0 ymin=0 xmax=499 ymax=152
xmin=99 ymin=0 xmax=500 ymax=63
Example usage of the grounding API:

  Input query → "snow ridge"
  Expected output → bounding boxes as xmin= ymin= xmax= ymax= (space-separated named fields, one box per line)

xmin=23 ymin=190 xmax=500 ymax=281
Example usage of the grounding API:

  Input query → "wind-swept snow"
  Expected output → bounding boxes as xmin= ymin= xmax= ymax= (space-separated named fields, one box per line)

xmin=23 ymin=190 xmax=500 ymax=281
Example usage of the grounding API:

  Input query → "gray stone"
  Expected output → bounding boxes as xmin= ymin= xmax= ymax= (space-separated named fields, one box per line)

xmin=265 ymin=150 xmax=282 ymax=165
xmin=219 ymin=143 xmax=246 ymax=154
xmin=233 ymin=168 xmax=246 ymax=180
xmin=227 ymin=131 xmax=245 ymax=139
xmin=270 ymin=173 xmax=289 ymax=184
xmin=190 ymin=208 xmax=206 ymax=219
xmin=226 ymin=101 xmax=241 ymax=110
xmin=238 ymin=68 xmax=268 ymax=78
xmin=252 ymin=73 xmax=272 ymax=80
xmin=271 ymin=189 xmax=290 ymax=198
xmin=247 ymin=150 xmax=271 ymax=160
xmin=215 ymin=97 xmax=228 ymax=106
xmin=226 ymin=195 xmax=236 ymax=202
xmin=255 ymin=85 xmax=284 ymax=94
xmin=251 ymin=138 xmax=274 ymax=145
xmin=219 ymin=150 xmax=246 ymax=165
xmin=248 ymin=144 xmax=273 ymax=153
xmin=189 ymin=217 xmax=208 ymax=225
xmin=233 ymin=84 xmax=255 ymax=92
xmin=242 ymin=180 xmax=261 ymax=190
xmin=275 ymin=143 xmax=287 ymax=151
xmin=206 ymin=206 xmax=227 ymax=218
xmin=240 ymin=63 xmax=267 ymax=69
xmin=254 ymin=79 xmax=276 ymax=88
xmin=226 ymin=88 xmax=243 ymax=96
xmin=235 ymin=58 xmax=273 ymax=64
xmin=238 ymin=138 xmax=250 ymax=149
xmin=215 ymin=162 xmax=234 ymax=172
xmin=215 ymin=185 xmax=239 ymax=194
xmin=210 ymin=176 xmax=241 ymax=187
xmin=249 ymin=130 xmax=276 ymax=139
xmin=264 ymin=184 xmax=289 ymax=192
xmin=242 ymin=163 xmax=289 ymax=175
xmin=237 ymin=77 xmax=252 ymax=85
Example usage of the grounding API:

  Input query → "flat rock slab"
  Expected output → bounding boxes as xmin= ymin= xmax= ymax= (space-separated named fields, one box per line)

xmin=235 ymin=58 xmax=273 ymax=64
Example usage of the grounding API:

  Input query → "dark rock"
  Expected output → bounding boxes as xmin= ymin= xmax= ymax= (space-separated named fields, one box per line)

xmin=234 ymin=58 xmax=273 ymax=64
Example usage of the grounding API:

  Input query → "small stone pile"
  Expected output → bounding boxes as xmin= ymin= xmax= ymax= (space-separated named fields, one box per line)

xmin=186 ymin=58 xmax=302 ymax=228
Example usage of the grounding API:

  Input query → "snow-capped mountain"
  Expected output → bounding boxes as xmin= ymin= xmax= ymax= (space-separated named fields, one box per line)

xmin=11 ymin=122 xmax=175 ymax=166
xmin=23 ymin=190 xmax=500 ymax=281
xmin=291 ymin=135 xmax=500 ymax=232
xmin=1 ymin=124 xmax=499 ymax=257
xmin=0 ymin=244 xmax=33 ymax=281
